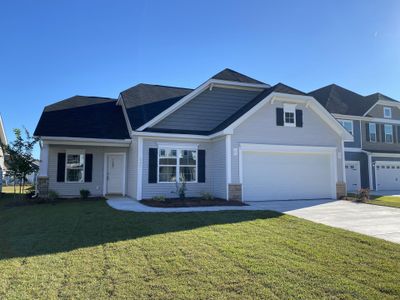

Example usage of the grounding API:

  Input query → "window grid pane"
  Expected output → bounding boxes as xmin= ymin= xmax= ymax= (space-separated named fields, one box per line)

xmin=158 ymin=148 xmax=197 ymax=183
xmin=284 ymin=112 xmax=294 ymax=124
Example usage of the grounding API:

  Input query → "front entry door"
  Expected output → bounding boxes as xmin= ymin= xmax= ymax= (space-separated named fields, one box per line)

xmin=106 ymin=154 xmax=124 ymax=195
xmin=345 ymin=161 xmax=361 ymax=192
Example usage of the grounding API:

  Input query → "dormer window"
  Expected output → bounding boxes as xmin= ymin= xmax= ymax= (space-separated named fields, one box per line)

xmin=283 ymin=104 xmax=296 ymax=127
xmin=384 ymin=107 xmax=392 ymax=119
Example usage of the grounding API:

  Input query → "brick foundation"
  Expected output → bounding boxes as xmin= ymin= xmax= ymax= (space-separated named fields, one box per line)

xmin=228 ymin=184 xmax=242 ymax=201
xmin=336 ymin=182 xmax=347 ymax=199
xmin=37 ymin=176 xmax=49 ymax=198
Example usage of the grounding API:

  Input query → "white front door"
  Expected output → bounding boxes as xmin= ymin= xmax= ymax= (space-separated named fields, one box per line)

xmin=345 ymin=161 xmax=361 ymax=192
xmin=375 ymin=162 xmax=400 ymax=191
xmin=242 ymin=150 xmax=334 ymax=201
xmin=106 ymin=154 xmax=124 ymax=195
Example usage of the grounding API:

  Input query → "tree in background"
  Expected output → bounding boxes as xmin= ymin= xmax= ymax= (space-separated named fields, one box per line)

xmin=1 ymin=128 xmax=39 ymax=198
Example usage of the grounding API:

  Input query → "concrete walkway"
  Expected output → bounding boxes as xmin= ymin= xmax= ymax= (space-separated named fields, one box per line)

xmin=106 ymin=198 xmax=400 ymax=244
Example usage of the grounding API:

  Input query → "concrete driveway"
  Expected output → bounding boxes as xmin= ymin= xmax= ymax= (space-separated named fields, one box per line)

xmin=274 ymin=200 xmax=400 ymax=244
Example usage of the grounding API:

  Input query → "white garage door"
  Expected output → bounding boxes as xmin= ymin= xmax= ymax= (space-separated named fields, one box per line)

xmin=345 ymin=161 xmax=361 ymax=192
xmin=242 ymin=151 xmax=334 ymax=201
xmin=375 ymin=162 xmax=400 ymax=191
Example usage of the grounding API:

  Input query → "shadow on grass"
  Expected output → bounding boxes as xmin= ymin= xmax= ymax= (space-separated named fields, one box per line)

xmin=0 ymin=197 xmax=284 ymax=260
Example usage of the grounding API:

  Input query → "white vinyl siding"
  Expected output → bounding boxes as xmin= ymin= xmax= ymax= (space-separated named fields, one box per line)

xmin=48 ymin=145 xmax=128 ymax=197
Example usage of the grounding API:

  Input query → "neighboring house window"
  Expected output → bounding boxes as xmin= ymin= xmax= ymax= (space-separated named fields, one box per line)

xmin=384 ymin=107 xmax=392 ymax=118
xmin=65 ymin=151 xmax=85 ymax=182
xmin=384 ymin=124 xmax=393 ymax=143
xmin=158 ymin=148 xmax=197 ymax=183
xmin=369 ymin=123 xmax=377 ymax=142
xmin=283 ymin=104 xmax=296 ymax=127
xmin=338 ymin=119 xmax=353 ymax=135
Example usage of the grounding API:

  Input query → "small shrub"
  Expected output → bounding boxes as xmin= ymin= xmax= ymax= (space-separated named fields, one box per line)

xmin=357 ymin=188 xmax=369 ymax=202
xmin=152 ymin=195 xmax=166 ymax=201
xmin=48 ymin=190 xmax=59 ymax=202
xmin=80 ymin=189 xmax=91 ymax=199
xmin=201 ymin=192 xmax=214 ymax=200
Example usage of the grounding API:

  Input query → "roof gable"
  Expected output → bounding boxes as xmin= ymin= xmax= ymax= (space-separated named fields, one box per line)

xmin=211 ymin=68 xmax=265 ymax=84
xmin=34 ymin=96 xmax=129 ymax=139
xmin=309 ymin=84 xmax=376 ymax=116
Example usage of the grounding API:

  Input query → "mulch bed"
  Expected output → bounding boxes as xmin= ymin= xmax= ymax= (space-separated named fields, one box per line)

xmin=140 ymin=198 xmax=247 ymax=208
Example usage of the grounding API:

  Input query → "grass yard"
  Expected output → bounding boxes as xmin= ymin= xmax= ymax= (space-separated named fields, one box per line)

xmin=368 ymin=195 xmax=400 ymax=208
xmin=0 ymin=193 xmax=399 ymax=299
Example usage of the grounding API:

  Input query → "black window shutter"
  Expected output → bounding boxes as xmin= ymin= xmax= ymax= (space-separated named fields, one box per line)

xmin=148 ymin=148 xmax=158 ymax=183
xmin=365 ymin=123 xmax=370 ymax=142
xmin=198 ymin=150 xmax=206 ymax=183
xmin=397 ymin=126 xmax=400 ymax=143
xmin=295 ymin=109 xmax=303 ymax=127
xmin=394 ymin=126 xmax=397 ymax=143
xmin=381 ymin=124 xmax=386 ymax=143
xmin=57 ymin=153 xmax=66 ymax=182
xmin=84 ymin=154 xmax=93 ymax=182
xmin=276 ymin=108 xmax=284 ymax=126
xmin=376 ymin=124 xmax=380 ymax=142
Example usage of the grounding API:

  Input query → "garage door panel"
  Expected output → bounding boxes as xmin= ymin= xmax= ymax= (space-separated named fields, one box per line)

xmin=243 ymin=151 xmax=333 ymax=201
xmin=375 ymin=162 xmax=400 ymax=191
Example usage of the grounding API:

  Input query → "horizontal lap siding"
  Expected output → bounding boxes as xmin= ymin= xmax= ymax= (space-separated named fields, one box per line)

xmin=142 ymin=138 xmax=219 ymax=199
xmin=210 ymin=137 xmax=226 ymax=199
xmin=48 ymin=145 xmax=128 ymax=197
xmin=152 ymin=87 xmax=260 ymax=131
xmin=231 ymin=102 xmax=344 ymax=183
xmin=126 ymin=137 xmax=138 ymax=198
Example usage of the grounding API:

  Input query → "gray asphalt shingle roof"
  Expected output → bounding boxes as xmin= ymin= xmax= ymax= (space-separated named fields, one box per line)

xmin=309 ymin=84 xmax=378 ymax=116
xmin=34 ymin=96 xmax=130 ymax=139
xmin=211 ymin=68 xmax=266 ymax=84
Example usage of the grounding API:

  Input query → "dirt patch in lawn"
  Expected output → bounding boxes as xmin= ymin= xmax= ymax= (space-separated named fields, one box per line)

xmin=140 ymin=198 xmax=247 ymax=207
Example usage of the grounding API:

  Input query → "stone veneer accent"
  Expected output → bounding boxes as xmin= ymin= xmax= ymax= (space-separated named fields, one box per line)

xmin=228 ymin=184 xmax=242 ymax=201
xmin=336 ymin=182 xmax=347 ymax=199
xmin=37 ymin=176 xmax=49 ymax=198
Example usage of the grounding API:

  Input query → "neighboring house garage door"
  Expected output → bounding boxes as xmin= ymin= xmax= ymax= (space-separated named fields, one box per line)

xmin=241 ymin=145 xmax=336 ymax=201
xmin=375 ymin=162 xmax=400 ymax=191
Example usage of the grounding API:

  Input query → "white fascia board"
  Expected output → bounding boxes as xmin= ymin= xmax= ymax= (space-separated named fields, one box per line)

xmin=131 ymin=130 xmax=230 ymax=141
xmin=118 ymin=94 xmax=134 ymax=133
xmin=344 ymin=147 xmax=362 ymax=152
xmin=136 ymin=79 xmax=270 ymax=132
xmin=0 ymin=114 xmax=7 ymax=145
xmin=333 ymin=113 xmax=400 ymax=125
xmin=41 ymin=136 xmax=131 ymax=147
xmin=369 ymin=152 xmax=400 ymax=158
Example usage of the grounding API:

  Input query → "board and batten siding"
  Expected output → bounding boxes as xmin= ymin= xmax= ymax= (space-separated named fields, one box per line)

xmin=151 ymin=87 xmax=261 ymax=132
xmin=48 ymin=145 xmax=128 ymax=197
xmin=141 ymin=138 xmax=226 ymax=199
xmin=230 ymin=101 xmax=345 ymax=184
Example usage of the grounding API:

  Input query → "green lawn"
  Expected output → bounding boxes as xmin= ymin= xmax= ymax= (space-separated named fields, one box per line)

xmin=0 ymin=193 xmax=399 ymax=299
xmin=368 ymin=195 xmax=400 ymax=208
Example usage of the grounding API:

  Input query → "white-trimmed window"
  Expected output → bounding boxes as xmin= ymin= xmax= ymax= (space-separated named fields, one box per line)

xmin=384 ymin=107 xmax=392 ymax=119
xmin=283 ymin=103 xmax=296 ymax=127
xmin=65 ymin=150 xmax=85 ymax=182
xmin=369 ymin=123 xmax=377 ymax=142
xmin=384 ymin=124 xmax=393 ymax=143
xmin=158 ymin=148 xmax=197 ymax=183
xmin=338 ymin=119 xmax=353 ymax=135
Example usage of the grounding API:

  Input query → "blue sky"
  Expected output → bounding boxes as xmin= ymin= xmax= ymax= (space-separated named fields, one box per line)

xmin=1 ymin=0 xmax=399 ymax=158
